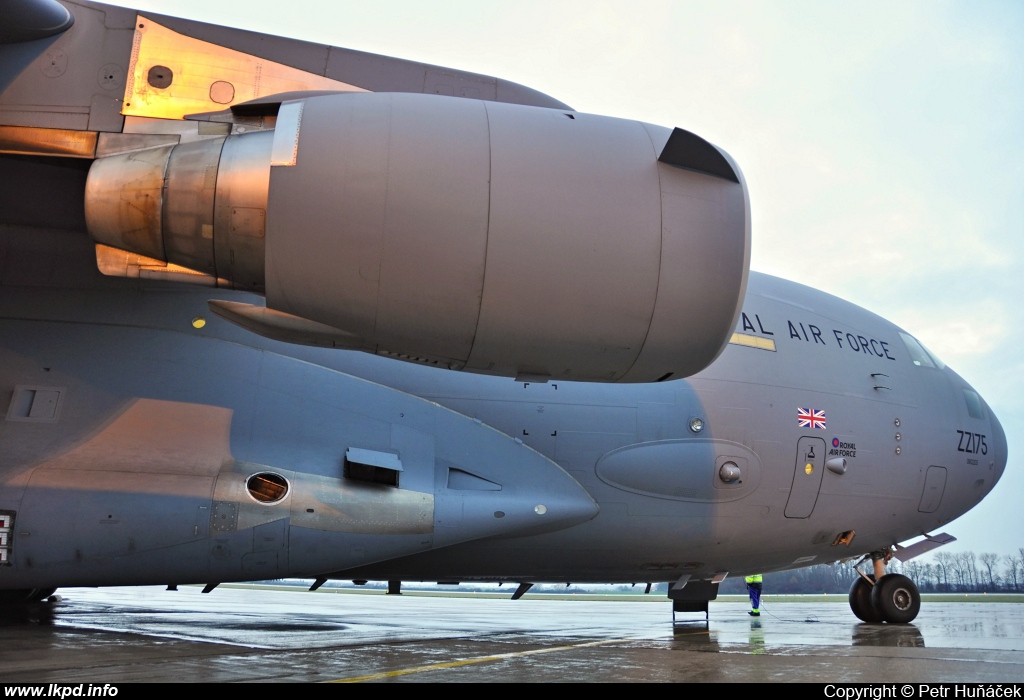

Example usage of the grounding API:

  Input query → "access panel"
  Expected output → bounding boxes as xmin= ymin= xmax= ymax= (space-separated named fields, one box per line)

xmin=785 ymin=436 xmax=826 ymax=518
xmin=918 ymin=466 xmax=947 ymax=513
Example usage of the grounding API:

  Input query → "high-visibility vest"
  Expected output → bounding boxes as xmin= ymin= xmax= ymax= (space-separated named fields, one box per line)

xmin=745 ymin=574 xmax=762 ymax=584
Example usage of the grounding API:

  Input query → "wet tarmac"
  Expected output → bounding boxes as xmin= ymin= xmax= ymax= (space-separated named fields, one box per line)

xmin=1 ymin=586 xmax=1023 ymax=682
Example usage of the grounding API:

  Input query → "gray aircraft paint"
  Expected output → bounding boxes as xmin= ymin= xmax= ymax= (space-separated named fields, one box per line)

xmin=82 ymin=91 xmax=751 ymax=383
xmin=0 ymin=0 xmax=1008 ymax=618
xmin=0 ymin=221 xmax=1006 ymax=587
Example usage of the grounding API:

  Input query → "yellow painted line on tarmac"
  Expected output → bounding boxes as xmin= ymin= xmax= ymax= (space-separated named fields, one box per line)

xmin=325 ymin=636 xmax=642 ymax=683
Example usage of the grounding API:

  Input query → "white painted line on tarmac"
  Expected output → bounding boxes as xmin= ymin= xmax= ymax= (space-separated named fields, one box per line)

xmin=326 ymin=636 xmax=650 ymax=683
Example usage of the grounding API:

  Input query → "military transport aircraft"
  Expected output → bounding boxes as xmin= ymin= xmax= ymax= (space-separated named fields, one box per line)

xmin=0 ymin=0 xmax=1007 ymax=624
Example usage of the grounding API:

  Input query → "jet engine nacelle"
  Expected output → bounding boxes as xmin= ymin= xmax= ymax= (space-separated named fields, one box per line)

xmin=85 ymin=92 xmax=750 ymax=382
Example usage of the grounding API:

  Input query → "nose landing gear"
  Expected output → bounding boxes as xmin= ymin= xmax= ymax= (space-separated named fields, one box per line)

xmin=848 ymin=549 xmax=921 ymax=624
xmin=872 ymin=573 xmax=921 ymax=623
xmin=849 ymin=573 xmax=881 ymax=622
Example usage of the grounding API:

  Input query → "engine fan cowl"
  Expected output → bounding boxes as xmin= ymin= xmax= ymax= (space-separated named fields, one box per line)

xmin=85 ymin=92 xmax=751 ymax=383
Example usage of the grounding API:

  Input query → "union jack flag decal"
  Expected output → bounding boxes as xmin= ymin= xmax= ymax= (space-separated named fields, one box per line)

xmin=797 ymin=407 xmax=827 ymax=429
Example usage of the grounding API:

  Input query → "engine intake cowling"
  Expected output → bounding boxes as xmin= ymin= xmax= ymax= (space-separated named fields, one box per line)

xmin=85 ymin=92 xmax=750 ymax=383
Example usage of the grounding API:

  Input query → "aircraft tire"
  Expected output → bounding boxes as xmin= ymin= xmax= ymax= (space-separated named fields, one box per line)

xmin=848 ymin=575 xmax=883 ymax=623
xmin=871 ymin=574 xmax=920 ymax=624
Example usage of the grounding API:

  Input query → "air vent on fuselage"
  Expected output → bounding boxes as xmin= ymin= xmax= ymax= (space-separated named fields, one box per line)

xmin=245 ymin=472 xmax=289 ymax=504
xmin=345 ymin=447 xmax=402 ymax=487
xmin=6 ymin=386 xmax=63 ymax=422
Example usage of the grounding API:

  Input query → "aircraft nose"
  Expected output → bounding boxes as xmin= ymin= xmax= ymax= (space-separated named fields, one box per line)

xmin=989 ymin=406 xmax=1008 ymax=487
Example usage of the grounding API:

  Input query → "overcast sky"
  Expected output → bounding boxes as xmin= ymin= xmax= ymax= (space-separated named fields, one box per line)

xmin=120 ymin=0 xmax=1024 ymax=557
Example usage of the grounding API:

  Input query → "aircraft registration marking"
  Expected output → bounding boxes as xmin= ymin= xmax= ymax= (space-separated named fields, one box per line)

xmin=325 ymin=636 xmax=646 ymax=682
xmin=956 ymin=430 xmax=988 ymax=455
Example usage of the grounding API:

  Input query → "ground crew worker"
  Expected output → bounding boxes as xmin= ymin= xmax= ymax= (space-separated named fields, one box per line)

xmin=745 ymin=573 xmax=763 ymax=616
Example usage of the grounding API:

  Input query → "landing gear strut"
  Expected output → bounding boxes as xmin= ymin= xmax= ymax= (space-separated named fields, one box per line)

xmin=848 ymin=549 xmax=921 ymax=624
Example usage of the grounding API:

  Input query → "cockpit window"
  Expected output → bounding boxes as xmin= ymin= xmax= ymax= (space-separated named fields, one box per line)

xmin=898 ymin=332 xmax=945 ymax=369
xmin=963 ymin=389 xmax=986 ymax=419
xmin=922 ymin=341 xmax=945 ymax=369
xmin=899 ymin=332 xmax=933 ymax=367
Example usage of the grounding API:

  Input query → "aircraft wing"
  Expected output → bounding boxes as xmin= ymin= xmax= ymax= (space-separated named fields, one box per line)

xmin=0 ymin=0 xmax=569 ymax=135
xmin=1 ymin=0 xmax=751 ymax=384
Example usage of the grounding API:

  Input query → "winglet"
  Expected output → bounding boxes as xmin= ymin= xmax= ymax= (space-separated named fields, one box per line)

xmin=658 ymin=127 xmax=739 ymax=183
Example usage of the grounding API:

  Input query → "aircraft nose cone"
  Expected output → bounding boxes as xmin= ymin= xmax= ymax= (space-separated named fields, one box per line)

xmin=989 ymin=407 xmax=1008 ymax=487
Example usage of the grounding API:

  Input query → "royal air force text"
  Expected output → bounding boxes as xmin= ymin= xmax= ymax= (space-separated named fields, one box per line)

xmin=741 ymin=313 xmax=895 ymax=361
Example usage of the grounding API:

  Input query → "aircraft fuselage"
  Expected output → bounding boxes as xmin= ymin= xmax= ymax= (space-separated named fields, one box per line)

xmin=0 ymin=225 xmax=1006 ymax=589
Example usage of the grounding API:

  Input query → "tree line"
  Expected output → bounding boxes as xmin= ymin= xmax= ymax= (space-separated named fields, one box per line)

xmin=719 ymin=549 xmax=1024 ymax=595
